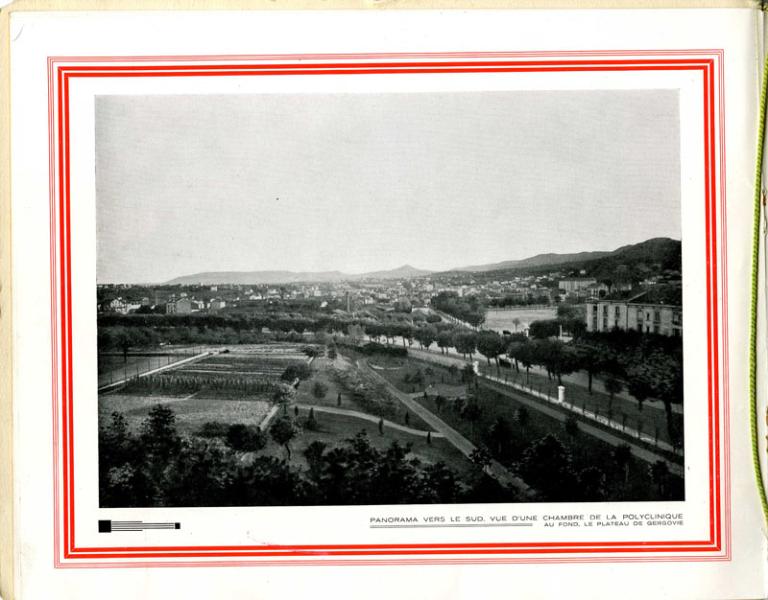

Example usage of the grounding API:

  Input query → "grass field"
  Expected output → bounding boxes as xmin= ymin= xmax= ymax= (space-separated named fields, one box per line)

xmin=483 ymin=307 xmax=556 ymax=333
xmin=479 ymin=363 xmax=680 ymax=446
xmin=414 ymin=386 xmax=682 ymax=501
xmin=99 ymin=393 xmax=271 ymax=434
xmin=367 ymin=356 xmax=466 ymax=396
xmin=258 ymin=408 xmax=475 ymax=480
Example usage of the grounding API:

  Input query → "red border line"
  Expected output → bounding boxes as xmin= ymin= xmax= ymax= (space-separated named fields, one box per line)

xmin=47 ymin=51 xmax=728 ymax=566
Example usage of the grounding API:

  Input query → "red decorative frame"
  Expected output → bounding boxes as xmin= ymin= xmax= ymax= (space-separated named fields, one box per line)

xmin=48 ymin=50 xmax=729 ymax=567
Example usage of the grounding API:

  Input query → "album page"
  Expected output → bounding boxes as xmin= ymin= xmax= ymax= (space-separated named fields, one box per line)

xmin=4 ymin=5 xmax=767 ymax=599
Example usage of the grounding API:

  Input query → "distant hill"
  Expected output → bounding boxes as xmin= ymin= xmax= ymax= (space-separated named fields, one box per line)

xmin=356 ymin=265 xmax=432 ymax=280
xmin=164 ymin=264 xmax=432 ymax=285
xmin=445 ymin=237 xmax=681 ymax=280
xmin=451 ymin=250 xmax=612 ymax=273
xmin=163 ymin=239 xmax=680 ymax=285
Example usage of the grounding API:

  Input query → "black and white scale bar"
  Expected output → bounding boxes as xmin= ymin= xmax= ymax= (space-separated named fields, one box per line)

xmin=98 ymin=519 xmax=180 ymax=533
xmin=370 ymin=523 xmax=534 ymax=529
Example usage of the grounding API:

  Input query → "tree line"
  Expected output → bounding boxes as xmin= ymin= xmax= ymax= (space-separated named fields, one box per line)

xmin=99 ymin=405 xmax=519 ymax=507
xmin=430 ymin=291 xmax=486 ymax=327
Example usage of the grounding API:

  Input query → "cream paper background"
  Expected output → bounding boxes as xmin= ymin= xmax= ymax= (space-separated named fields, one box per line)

xmin=8 ymin=7 xmax=767 ymax=600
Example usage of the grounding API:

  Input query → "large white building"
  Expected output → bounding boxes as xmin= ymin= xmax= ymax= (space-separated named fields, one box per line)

xmin=585 ymin=287 xmax=682 ymax=337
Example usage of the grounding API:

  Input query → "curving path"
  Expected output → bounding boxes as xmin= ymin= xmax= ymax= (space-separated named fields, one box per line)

xmin=294 ymin=404 xmax=444 ymax=438
xmin=359 ymin=360 xmax=532 ymax=497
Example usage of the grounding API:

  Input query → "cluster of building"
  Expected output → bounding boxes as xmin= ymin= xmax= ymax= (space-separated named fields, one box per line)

xmin=98 ymin=268 xmax=684 ymax=337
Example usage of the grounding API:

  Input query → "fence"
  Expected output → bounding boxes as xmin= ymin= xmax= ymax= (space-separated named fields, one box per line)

xmin=479 ymin=371 xmax=680 ymax=455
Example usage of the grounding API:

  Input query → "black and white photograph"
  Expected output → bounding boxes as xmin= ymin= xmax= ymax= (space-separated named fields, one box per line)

xmin=95 ymin=90 xmax=684 ymax=508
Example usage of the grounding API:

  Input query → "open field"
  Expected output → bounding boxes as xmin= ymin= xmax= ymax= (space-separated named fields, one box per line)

xmin=478 ymin=362 xmax=681 ymax=446
xmin=99 ymin=392 xmax=272 ymax=434
xmin=483 ymin=307 xmax=556 ymax=333
xmin=257 ymin=408 xmax=475 ymax=480
xmin=366 ymin=355 xmax=466 ymax=396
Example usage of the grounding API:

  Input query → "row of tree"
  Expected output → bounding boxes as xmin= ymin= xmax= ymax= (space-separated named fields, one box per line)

xmin=430 ymin=291 xmax=486 ymax=327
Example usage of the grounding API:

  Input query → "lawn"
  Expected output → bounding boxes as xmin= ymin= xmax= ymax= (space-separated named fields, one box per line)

xmin=413 ymin=386 xmax=683 ymax=501
xmin=478 ymin=362 xmax=681 ymax=446
xmin=484 ymin=307 xmax=557 ymax=333
xmin=368 ymin=356 xmax=466 ymax=396
xmin=257 ymin=408 xmax=475 ymax=481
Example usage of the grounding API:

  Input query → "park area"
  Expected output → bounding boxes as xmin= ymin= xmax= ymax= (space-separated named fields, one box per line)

xmin=483 ymin=307 xmax=557 ymax=334
xmin=413 ymin=385 xmax=683 ymax=501
xmin=98 ymin=343 xmax=478 ymax=506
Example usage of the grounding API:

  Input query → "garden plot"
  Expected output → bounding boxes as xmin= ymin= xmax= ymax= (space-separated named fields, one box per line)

xmin=99 ymin=393 xmax=272 ymax=435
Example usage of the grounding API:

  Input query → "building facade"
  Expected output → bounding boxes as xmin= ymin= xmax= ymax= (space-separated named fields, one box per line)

xmin=585 ymin=291 xmax=682 ymax=337
xmin=558 ymin=278 xmax=597 ymax=293
xmin=166 ymin=297 xmax=192 ymax=314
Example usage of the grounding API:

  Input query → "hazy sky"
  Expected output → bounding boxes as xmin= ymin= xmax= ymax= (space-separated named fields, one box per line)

xmin=96 ymin=90 xmax=680 ymax=284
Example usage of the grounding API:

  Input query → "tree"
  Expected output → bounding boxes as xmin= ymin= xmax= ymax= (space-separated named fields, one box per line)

xmin=613 ymin=443 xmax=632 ymax=486
xmin=470 ymin=445 xmax=493 ymax=470
xmin=528 ymin=319 xmax=560 ymax=339
xmin=650 ymin=460 xmax=671 ymax=500
xmin=476 ymin=330 xmax=505 ymax=372
xmin=140 ymin=404 xmax=181 ymax=465
xmin=302 ymin=346 xmax=320 ymax=359
xmin=312 ymin=381 xmax=329 ymax=400
xmin=573 ymin=344 xmax=605 ymax=394
xmin=462 ymin=363 xmax=477 ymax=389
xmin=564 ymin=414 xmax=579 ymax=439
xmin=378 ymin=417 xmax=384 ymax=435
xmin=453 ymin=331 xmax=477 ymax=360
xmin=269 ymin=416 xmax=299 ymax=460
xmin=416 ymin=325 xmax=437 ymax=351
xmin=512 ymin=317 xmax=521 ymax=332
xmin=487 ymin=416 xmax=512 ymax=457
xmin=225 ymin=424 xmax=266 ymax=452
xmin=461 ymin=402 xmax=482 ymax=435
xmin=303 ymin=440 xmax=327 ymax=481
xmin=515 ymin=405 xmax=530 ymax=428
xmin=603 ymin=376 xmax=624 ymax=416
xmin=281 ymin=363 xmax=312 ymax=382
xmin=518 ymin=342 xmax=537 ymax=384
xmin=577 ymin=466 xmax=606 ymax=501
xmin=272 ymin=382 xmax=296 ymax=413
xmin=448 ymin=364 xmax=459 ymax=382
xmin=305 ymin=407 xmax=319 ymax=431
xmin=327 ymin=345 xmax=338 ymax=360
xmin=626 ymin=349 xmax=683 ymax=446
xmin=533 ymin=339 xmax=579 ymax=385
xmin=436 ymin=331 xmax=453 ymax=355
xmin=517 ymin=434 xmax=576 ymax=501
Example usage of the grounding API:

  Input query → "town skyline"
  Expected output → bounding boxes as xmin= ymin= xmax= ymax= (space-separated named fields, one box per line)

xmin=99 ymin=235 xmax=681 ymax=285
xmin=96 ymin=90 xmax=681 ymax=284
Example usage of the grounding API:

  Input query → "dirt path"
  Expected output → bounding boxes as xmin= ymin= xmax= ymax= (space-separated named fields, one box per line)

xmin=294 ymin=404 xmax=444 ymax=438
xmin=360 ymin=360 xmax=531 ymax=496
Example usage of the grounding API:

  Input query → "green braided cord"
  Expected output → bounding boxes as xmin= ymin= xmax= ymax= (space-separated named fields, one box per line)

xmin=751 ymin=49 xmax=768 ymax=527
